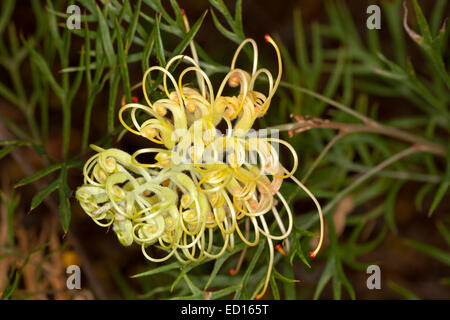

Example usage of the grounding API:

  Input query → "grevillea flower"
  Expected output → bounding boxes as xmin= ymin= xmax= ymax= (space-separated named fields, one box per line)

xmin=76 ymin=27 xmax=324 ymax=299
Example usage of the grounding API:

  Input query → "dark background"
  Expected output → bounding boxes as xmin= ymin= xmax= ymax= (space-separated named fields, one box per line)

xmin=1 ymin=0 xmax=449 ymax=300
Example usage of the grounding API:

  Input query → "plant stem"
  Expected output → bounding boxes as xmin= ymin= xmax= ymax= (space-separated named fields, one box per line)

xmin=300 ymin=146 xmax=420 ymax=229
xmin=62 ymin=100 xmax=70 ymax=159
xmin=279 ymin=82 xmax=370 ymax=123
xmin=271 ymin=115 xmax=447 ymax=158
xmin=301 ymin=132 xmax=345 ymax=183
xmin=274 ymin=82 xmax=447 ymax=157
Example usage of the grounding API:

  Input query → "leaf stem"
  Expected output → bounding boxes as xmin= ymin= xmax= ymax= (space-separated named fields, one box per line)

xmin=271 ymin=115 xmax=446 ymax=158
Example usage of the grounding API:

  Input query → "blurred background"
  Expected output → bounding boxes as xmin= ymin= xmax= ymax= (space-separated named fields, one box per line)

xmin=0 ymin=0 xmax=449 ymax=300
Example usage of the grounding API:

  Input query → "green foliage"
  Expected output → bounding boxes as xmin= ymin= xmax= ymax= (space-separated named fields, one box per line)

xmin=0 ymin=0 xmax=448 ymax=300
xmin=0 ymin=189 xmax=20 ymax=248
xmin=388 ymin=281 xmax=421 ymax=300
xmin=0 ymin=244 xmax=48 ymax=300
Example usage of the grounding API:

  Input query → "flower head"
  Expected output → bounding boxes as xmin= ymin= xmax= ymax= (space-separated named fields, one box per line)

xmin=76 ymin=31 xmax=323 ymax=299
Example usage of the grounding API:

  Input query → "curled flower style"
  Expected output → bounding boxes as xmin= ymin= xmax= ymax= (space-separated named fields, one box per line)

xmin=76 ymin=29 xmax=324 ymax=299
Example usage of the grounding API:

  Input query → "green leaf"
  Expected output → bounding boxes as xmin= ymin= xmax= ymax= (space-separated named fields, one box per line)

xmin=171 ymin=10 xmax=207 ymax=57
xmin=96 ymin=4 xmax=116 ymax=67
xmin=204 ymin=251 xmax=231 ymax=289
xmin=289 ymin=233 xmax=311 ymax=268
xmin=350 ymin=227 xmax=387 ymax=256
xmin=131 ymin=261 xmax=181 ymax=278
xmin=332 ymin=272 xmax=342 ymax=300
xmin=30 ymin=179 xmax=59 ymax=212
xmin=210 ymin=9 xmax=241 ymax=44
xmin=0 ymin=81 xmax=17 ymax=105
xmin=385 ymin=180 xmax=404 ymax=232
xmin=335 ymin=1 xmax=362 ymax=49
xmin=144 ymin=0 xmax=175 ymax=26
xmin=58 ymin=187 xmax=71 ymax=233
xmin=310 ymin=23 xmax=323 ymax=88
xmin=124 ymin=0 xmax=142 ymax=54
xmin=139 ymin=285 xmax=171 ymax=299
xmin=248 ymin=271 xmax=266 ymax=300
xmin=82 ymin=52 xmax=108 ymax=151
xmin=414 ymin=183 xmax=433 ymax=212
xmin=406 ymin=1 xmax=450 ymax=86
xmin=272 ymin=267 xmax=299 ymax=284
xmin=297 ymin=239 xmax=311 ymax=268
xmin=112 ymin=268 xmax=137 ymax=299
xmin=27 ymin=44 xmax=65 ymax=100
xmin=154 ymin=14 xmax=166 ymax=67
xmin=0 ymin=145 xmax=15 ymax=160
xmin=293 ymin=9 xmax=309 ymax=74
xmin=0 ymin=0 xmax=14 ymax=35
xmin=58 ymin=166 xmax=71 ymax=232
xmin=107 ymin=70 xmax=121 ymax=133
xmin=1 ymin=265 xmax=20 ymax=300
xmin=428 ymin=181 xmax=450 ymax=216
xmin=234 ymin=0 xmax=244 ymax=36
xmin=61 ymin=25 xmax=72 ymax=89
xmin=182 ymin=274 xmax=202 ymax=296
xmin=328 ymin=214 xmax=356 ymax=300
xmin=436 ymin=222 xmax=450 ymax=247
xmin=45 ymin=0 xmax=62 ymax=49
xmin=84 ymin=13 xmax=92 ymax=89
xmin=411 ymin=0 xmax=433 ymax=45
xmin=313 ymin=256 xmax=334 ymax=299
xmin=335 ymin=257 xmax=355 ymax=300
xmin=209 ymin=0 xmax=236 ymax=31
xmin=270 ymin=275 xmax=280 ymax=300
xmin=383 ymin=0 xmax=405 ymax=66
xmin=139 ymin=9 xmax=181 ymax=37
xmin=14 ymin=163 xmax=62 ymax=188
xmin=59 ymin=166 xmax=71 ymax=197
xmin=233 ymin=241 xmax=265 ymax=299
xmin=0 ymin=190 xmax=19 ymax=248
xmin=31 ymin=143 xmax=47 ymax=157
xmin=67 ymin=47 xmax=85 ymax=105
xmin=114 ymin=17 xmax=132 ymax=103
xmin=294 ymin=225 xmax=317 ymax=238
xmin=141 ymin=26 xmax=155 ymax=73
xmin=1 ymin=243 xmax=47 ymax=299
xmin=316 ymin=48 xmax=345 ymax=113
xmin=428 ymin=146 xmax=450 ymax=216
xmin=430 ymin=0 xmax=447 ymax=36
xmin=0 ymin=117 xmax=30 ymax=141
xmin=388 ymin=281 xmax=420 ymax=300
xmin=209 ymin=284 xmax=241 ymax=300
xmin=281 ymin=259 xmax=296 ymax=299
xmin=169 ymin=266 xmax=200 ymax=294
xmin=405 ymin=239 xmax=450 ymax=266
xmin=169 ymin=0 xmax=185 ymax=32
